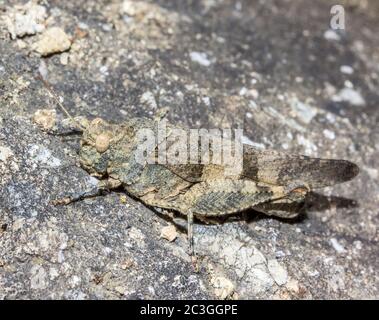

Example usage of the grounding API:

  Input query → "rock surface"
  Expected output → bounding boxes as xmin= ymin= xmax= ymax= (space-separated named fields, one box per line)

xmin=0 ymin=0 xmax=378 ymax=299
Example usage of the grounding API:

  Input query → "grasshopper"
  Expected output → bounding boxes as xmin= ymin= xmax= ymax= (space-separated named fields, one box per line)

xmin=38 ymin=77 xmax=359 ymax=260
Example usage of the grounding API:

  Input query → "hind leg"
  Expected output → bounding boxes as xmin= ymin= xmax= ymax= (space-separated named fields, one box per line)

xmin=182 ymin=179 xmax=287 ymax=217
xmin=178 ymin=179 xmax=309 ymax=267
xmin=180 ymin=179 xmax=288 ymax=257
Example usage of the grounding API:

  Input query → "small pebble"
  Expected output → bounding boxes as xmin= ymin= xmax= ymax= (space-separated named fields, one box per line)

xmin=189 ymin=51 xmax=212 ymax=67
xmin=6 ymin=2 xmax=47 ymax=39
xmin=33 ymin=109 xmax=57 ymax=131
xmin=340 ymin=65 xmax=354 ymax=75
xmin=140 ymin=91 xmax=157 ymax=109
xmin=60 ymin=53 xmax=69 ymax=65
xmin=160 ymin=225 xmax=177 ymax=242
xmin=267 ymin=259 xmax=288 ymax=286
xmin=333 ymin=88 xmax=366 ymax=106
xmin=32 ymin=27 xmax=71 ymax=56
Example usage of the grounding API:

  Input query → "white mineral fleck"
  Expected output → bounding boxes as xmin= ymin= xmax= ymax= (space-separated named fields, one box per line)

xmin=330 ymin=238 xmax=346 ymax=253
xmin=69 ymin=275 xmax=82 ymax=287
xmin=140 ymin=91 xmax=157 ymax=109
xmin=354 ymin=240 xmax=362 ymax=250
xmin=0 ymin=146 xmax=14 ymax=162
xmin=28 ymin=145 xmax=61 ymax=167
xmin=189 ymin=51 xmax=212 ymax=67
xmin=267 ymin=259 xmax=288 ymax=286
xmin=323 ymin=129 xmax=335 ymax=140
xmin=30 ymin=265 xmax=48 ymax=290
xmin=49 ymin=267 xmax=59 ymax=280
xmin=333 ymin=88 xmax=366 ymax=106
xmin=87 ymin=176 xmax=100 ymax=188
xmin=344 ymin=80 xmax=354 ymax=88
xmin=363 ymin=167 xmax=378 ymax=180
xmin=99 ymin=65 xmax=108 ymax=75
xmin=250 ymin=267 xmax=274 ymax=290
xmin=57 ymin=250 xmax=65 ymax=263
xmin=202 ymin=96 xmax=211 ymax=106
xmin=38 ymin=60 xmax=48 ymax=79
xmin=326 ymin=112 xmax=336 ymax=123
xmin=77 ymin=22 xmax=89 ymax=30
xmin=290 ymin=98 xmax=317 ymax=124
xmin=60 ymin=52 xmax=69 ymax=65
xmin=239 ymin=87 xmax=247 ymax=96
xmin=340 ymin=65 xmax=354 ymax=75
xmin=275 ymin=250 xmax=286 ymax=258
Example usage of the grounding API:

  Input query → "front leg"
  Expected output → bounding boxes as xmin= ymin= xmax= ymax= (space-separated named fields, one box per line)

xmin=51 ymin=177 xmax=122 ymax=205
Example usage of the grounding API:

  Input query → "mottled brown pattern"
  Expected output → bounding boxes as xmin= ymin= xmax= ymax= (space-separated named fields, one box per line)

xmin=78 ymin=117 xmax=358 ymax=218
xmin=75 ymin=116 xmax=359 ymax=254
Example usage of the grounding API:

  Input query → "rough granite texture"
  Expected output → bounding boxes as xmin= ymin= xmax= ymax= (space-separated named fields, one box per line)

xmin=0 ymin=0 xmax=378 ymax=299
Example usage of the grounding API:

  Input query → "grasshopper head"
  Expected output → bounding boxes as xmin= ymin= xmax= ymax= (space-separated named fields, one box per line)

xmin=79 ymin=118 xmax=115 ymax=177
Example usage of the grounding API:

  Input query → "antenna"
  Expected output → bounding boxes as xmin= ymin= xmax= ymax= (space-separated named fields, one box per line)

xmin=36 ymin=74 xmax=86 ymax=132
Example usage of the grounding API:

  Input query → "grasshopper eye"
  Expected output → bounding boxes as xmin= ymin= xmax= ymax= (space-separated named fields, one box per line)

xmin=95 ymin=133 xmax=110 ymax=153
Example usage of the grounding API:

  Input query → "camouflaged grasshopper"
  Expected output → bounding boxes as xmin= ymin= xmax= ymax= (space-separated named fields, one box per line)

xmin=39 ymin=77 xmax=359 ymax=258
